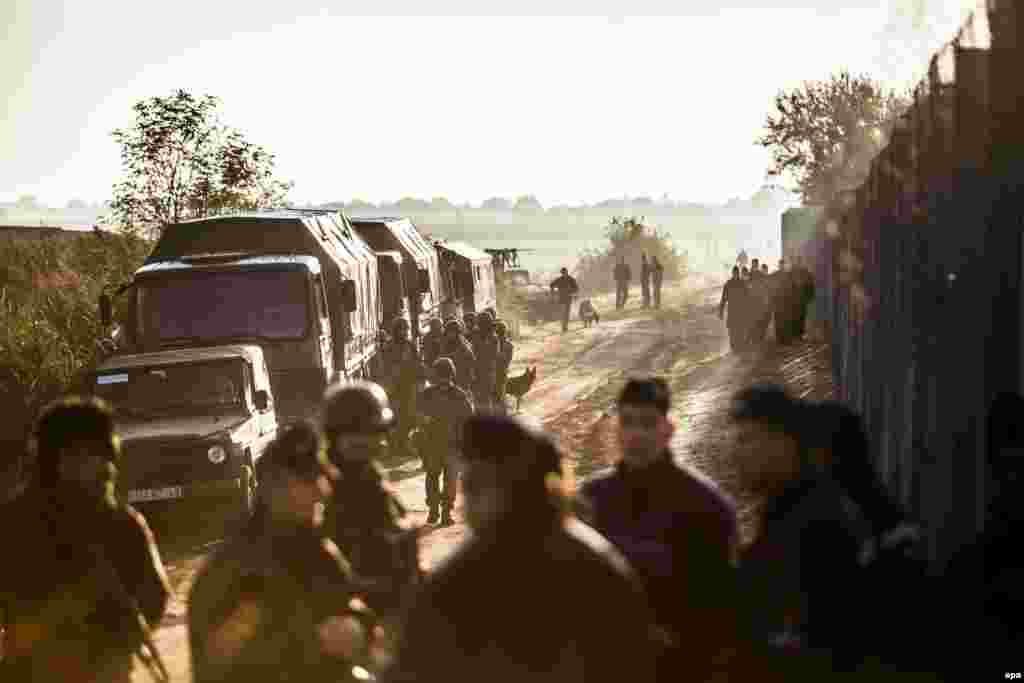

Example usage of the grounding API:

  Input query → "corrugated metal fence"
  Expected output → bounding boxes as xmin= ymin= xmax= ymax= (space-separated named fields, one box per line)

xmin=818 ymin=0 xmax=1024 ymax=571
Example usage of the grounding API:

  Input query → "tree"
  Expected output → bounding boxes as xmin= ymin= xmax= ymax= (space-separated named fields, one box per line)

xmin=106 ymin=89 xmax=293 ymax=233
xmin=15 ymin=195 xmax=39 ymax=210
xmin=756 ymin=70 xmax=909 ymax=204
xmin=512 ymin=194 xmax=543 ymax=211
xmin=346 ymin=198 xmax=376 ymax=211
xmin=396 ymin=197 xmax=430 ymax=211
xmin=430 ymin=196 xmax=454 ymax=211
xmin=481 ymin=197 xmax=511 ymax=210
xmin=66 ymin=199 xmax=89 ymax=210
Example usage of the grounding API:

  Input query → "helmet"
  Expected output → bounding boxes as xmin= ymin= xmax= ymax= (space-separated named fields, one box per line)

xmin=444 ymin=319 xmax=462 ymax=335
xmin=257 ymin=420 xmax=335 ymax=483
xmin=433 ymin=357 xmax=456 ymax=383
xmin=322 ymin=381 xmax=395 ymax=435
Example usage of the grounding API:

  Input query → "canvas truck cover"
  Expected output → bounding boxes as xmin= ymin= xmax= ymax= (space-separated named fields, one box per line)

xmin=144 ymin=211 xmax=380 ymax=375
xmin=349 ymin=217 xmax=444 ymax=328
xmin=435 ymin=240 xmax=497 ymax=314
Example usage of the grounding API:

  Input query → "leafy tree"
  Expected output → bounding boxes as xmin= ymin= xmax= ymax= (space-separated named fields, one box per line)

xmin=15 ymin=195 xmax=39 ymax=210
xmin=106 ymin=89 xmax=293 ymax=233
xmin=512 ymin=194 xmax=543 ymax=211
xmin=756 ymin=70 xmax=909 ymax=204
xmin=575 ymin=216 xmax=686 ymax=294
xmin=430 ymin=196 xmax=454 ymax=210
xmin=481 ymin=197 xmax=511 ymax=210
xmin=396 ymin=197 xmax=430 ymax=211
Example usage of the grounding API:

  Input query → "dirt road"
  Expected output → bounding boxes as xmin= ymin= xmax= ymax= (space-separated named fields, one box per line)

xmin=135 ymin=273 xmax=730 ymax=682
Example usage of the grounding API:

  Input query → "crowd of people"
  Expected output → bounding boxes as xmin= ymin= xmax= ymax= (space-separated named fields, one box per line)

xmin=718 ymin=254 xmax=816 ymax=351
xmin=2 ymin=303 xmax=1022 ymax=681
xmin=613 ymin=252 xmax=665 ymax=311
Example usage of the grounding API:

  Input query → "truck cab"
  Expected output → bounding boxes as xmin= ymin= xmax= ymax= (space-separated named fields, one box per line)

xmin=88 ymin=344 xmax=277 ymax=513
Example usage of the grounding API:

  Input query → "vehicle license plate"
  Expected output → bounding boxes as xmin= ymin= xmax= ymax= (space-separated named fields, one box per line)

xmin=125 ymin=486 xmax=184 ymax=503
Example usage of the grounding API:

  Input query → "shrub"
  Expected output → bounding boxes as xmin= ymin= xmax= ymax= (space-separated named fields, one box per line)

xmin=0 ymin=232 xmax=149 ymax=448
xmin=574 ymin=216 xmax=687 ymax=295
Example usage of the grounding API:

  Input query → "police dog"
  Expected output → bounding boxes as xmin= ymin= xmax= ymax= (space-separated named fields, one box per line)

xmin=579 ymin=299 xmax=600 ymax=327
xmin=505 ymin=367 xmax=537 ymax=412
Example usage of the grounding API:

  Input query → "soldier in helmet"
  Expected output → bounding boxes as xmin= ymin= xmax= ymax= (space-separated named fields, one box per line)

xmin=189 ymin=421 xmax=381 ymax=683
xmin=416 ymin=358 xmax=475 ymax=526
xmin=472 ymin=314 xmax=500 ymax=413
xmin=379 ymin=318 xmax=423 ymax=460
xmin=439 ymin=319 xmax=476 ymax=394
xmin=420 ymin=317 xmax=444 ymax=369
xmin=320 ymin=381 xmax=420 ymax=617
xmin=494 ymin=320 xmax=515 ymax=415
xmin=463 ymin=312 xmax=478 ymax=345
xmin=0 ymin=396 xmax=170 ymax=683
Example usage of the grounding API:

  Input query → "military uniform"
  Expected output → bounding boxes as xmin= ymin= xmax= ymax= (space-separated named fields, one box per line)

xmin=379 ymin=319 xmax=423 ymax=459
xmin=439 ymin=323 xmax=477 ymax=394
xmin=0 ymin=398 xmax=170 ymax=683
xmin=320 ymin=382 xmax=420 ymax=618
xmin=719 ymin=273 xmax=752 ymax=351
xmin=189 ymin=422 xmax=376 ymax=683
xmin=420 ymin=320 xmax=444 ymax=368
xmin=494 ymin=322 xmax=515 ymax=415
xmin=471 ymin=317 xmax=500 ymax=412
xmin=417 ymin=360 xmax=474 ymax=525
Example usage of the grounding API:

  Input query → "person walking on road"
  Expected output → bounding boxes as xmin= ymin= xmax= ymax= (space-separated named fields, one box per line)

xmin=384 ymin=415 xmax=662 ymax=683
xmin=549 ymin=267 xmax=579 ymax=334
xmin=613 ymin=256 xmax=632 ymax=310
xmin=470 ymin=313 xmax=500 ymax=413
xmin=439 ymin=319 xmax=477 ymax=394
xmin=189 ymin=421 xmax=380 ymax=683
xmin=640 ymin=253 xmax=652 ymax=308
xmin=380 ymin=318 xmax=423 ymax=460
xmin=494 ymin=320 xmax=515 ymax=414
xmin=0 ymin=396 xmax=171 ymax=683
xmin=416 ymin=358 xmax=474 ymax=526
xmin=719 ymin=266 xmax=751 ymax=352
xmin=651 ymin=256 xmax=664 ymax=309
xmin=420 ymin=317 xmax=444 ymax=369
xmin=579 ymin=378 xmax=739 ymax=682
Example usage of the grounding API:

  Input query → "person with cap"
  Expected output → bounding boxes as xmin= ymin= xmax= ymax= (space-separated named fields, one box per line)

xmin=189 ymin=421 xmax=382 ymax=683
xmin=0 ymin=396 xmax=170 ymax=683
xmin=319 ymin=381 xmax=420 ymax=618
xmin=384 ymin=415 xmax=663 ymax=683
xmin=549 ymin=267 xmax=579 ymax=333
xmin=471 ymin=313 xmax=500 ymax=412
xmin=730 ymin=385 xmax=870 ymax=675
xmin=379 ymin=317 xmax=423 ymax=460
xmin=416 ymin=358 xmax=475 ymax=525
xmin=578 ymin=377 xmax=740 ymax=682
xmin=439 ymin=319 xmax=476 ymax=393
xmin=494 ymin=320 xmax=515 ymax=414
xmin=420 ymin=317 xmax=444 ymax=369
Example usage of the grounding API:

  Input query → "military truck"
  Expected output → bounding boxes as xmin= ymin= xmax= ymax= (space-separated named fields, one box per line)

xmin=87 ymin=344 xmax=277 ymax=515
xmin=349 ymin=217 xmax=443 ymax=340
xmin=434 ymin=240 xmax=497 ymax=319
xmin=99 ymin=210 xmax=381 ymax=424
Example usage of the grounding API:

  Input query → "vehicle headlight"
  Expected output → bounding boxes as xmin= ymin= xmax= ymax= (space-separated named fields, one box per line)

xmin=207 ymin=445 xmax=227 ymax=464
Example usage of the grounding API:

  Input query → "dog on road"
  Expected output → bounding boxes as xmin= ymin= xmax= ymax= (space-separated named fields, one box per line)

xmin=579 ymin=299 xmax=600 ymax=328
xmin=505 ymin=367 xmax=537 ymax=412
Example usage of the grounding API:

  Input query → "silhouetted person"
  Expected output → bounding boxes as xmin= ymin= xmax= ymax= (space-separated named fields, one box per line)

xmin=385 ymin=416 xmax=662 ymax=683
xmin=579 ymin=378 xmax=739 ymax=681
xmin=549 ymin=267 xmax=579 ymax=333
xmin=651 ymin=256 xmax=664 ymax=309
xmin=719 ymin=266 xmax=751 ymax=351
xmin=613 ymin=256 xmax=631 ymax=309
xmin=640 ymin=254 xmax=651 ymax=308
xmin=417 ymin=358 xmax=474 ymax=526
xmin=791 ymin=256 xmax=815 ymax=339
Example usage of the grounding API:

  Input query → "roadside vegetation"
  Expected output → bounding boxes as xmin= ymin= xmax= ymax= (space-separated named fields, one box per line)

xmin=575 ymin=216 xmax=687 ymax=295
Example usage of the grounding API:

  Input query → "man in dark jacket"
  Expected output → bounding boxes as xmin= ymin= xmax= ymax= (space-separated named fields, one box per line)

xmin=439 ymin=319 xmax=477 ymax=393
xmin=379 ymin=317 xmax=423 ymax=459
xmin=494 ymin=320 xmax=515 ymax=414
xmin=471 ymin=313 xmax=500 ymax=412
xmin=385 ymin=415 xmax=662 ymax=683
xmin=0 ymin=396 xmax=170 ymax=683
xmin=772 ymin=260 xmax=797 ymax=344
xmin=189 ymin=422 xmax=378 ymax=683
xmin=549 ymin=267 xmax=579 ymax=333
xmin=731 ymin=385 xmax=870 ymax=675
xmin=640 ymin=253 xmax=651 ymax=308
xmin=719 ymin=266 xmax=751 ymax=351
xmin=417 ymin=358 xmax=474 ymax=526
xmin=613 ymin=256 xmax=631 ymax=309
xmin=579 ymin=377 xmax=739 ymax=681
xmin=420 ymin=317 xmax=444 ymax=368
xmin=791 ymin=256 xmax=815 ymax=340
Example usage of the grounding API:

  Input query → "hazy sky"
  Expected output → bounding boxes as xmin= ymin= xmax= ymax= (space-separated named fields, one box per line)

xmin=1 ymin=0 xmax=976 ymax=208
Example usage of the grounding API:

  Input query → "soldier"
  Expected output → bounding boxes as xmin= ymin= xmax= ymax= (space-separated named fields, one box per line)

xmin=417 ymin=358 xmax=474 ymax=526
xmin=792 ymin=256 xmax=816 ymax=340
xmin=549 ymin=267 xmax=579 ymax=333
xmin=0 ymin=396 xmax=170 ymax=683
xmin=494 ymin=320 xmax=515 ymax=414
xmin=750 ymin=258 xmax=762 ymax=281
xmin=462 ymin=312 xmax=478 ymax=345
xmin=613 ymin=256 xmax=632 ymax=309
xmin=320 ymin=382 xmax=420 ymax=618
xmin=472 ymin=313 xmax=500 ymax=412
xmin=651 ymin=255 xmax=664 ymax=309
xmin=420 ymin=317 xmax=444 ymax=368
xmin=773 ymin=259 xmax=797 ymax=345
xmin=719 ymin=266 xmax=751 ymax=351
xmin=380 ymin=318 xmax=422 ymax=460
xmin=189 ymin=421 xmax=380 ymax=683
xmin=440 ymin=319 xmax=477 ymax=393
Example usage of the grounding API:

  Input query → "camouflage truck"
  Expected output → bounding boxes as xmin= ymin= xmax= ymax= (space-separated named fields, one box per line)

xmin=87 ymin=344 xmax=277 ymax=515
xmin=434 ymin=240 xmax=497 ymax=319
xmin=98 ymin=210 xmax=381 ymax=425
xmin=349 ymin=217 xmax=444 ymax=341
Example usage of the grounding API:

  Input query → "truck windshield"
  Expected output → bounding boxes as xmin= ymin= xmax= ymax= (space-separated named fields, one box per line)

xmin=138 ymin=269 xmax=310 ymax=343
xmin=94 ymin=359 xmax=247 ymax=418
